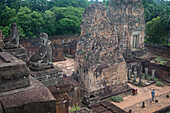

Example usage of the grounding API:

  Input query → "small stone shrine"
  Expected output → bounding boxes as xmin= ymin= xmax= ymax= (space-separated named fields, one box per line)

xmin=75 ymin=2 xmax=129 ymax=100
xmin=29 ymin=33 xmax=64 ymax=87
xmin=1 ymin=23 xmax=27 ymax=61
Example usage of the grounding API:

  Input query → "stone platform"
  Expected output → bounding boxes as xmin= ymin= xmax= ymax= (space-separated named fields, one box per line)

xmin=1 ymin=45 xmax=27 ymax=61
xmin=30 ymin=66 xmax=64 ymax=87
xmin=0 ymin=76 xmax=56 ymax=113
xmin=0 ymin=52 xmax=30 ymax=93
xmin=82 ymin=83 xmax=132 ymax=106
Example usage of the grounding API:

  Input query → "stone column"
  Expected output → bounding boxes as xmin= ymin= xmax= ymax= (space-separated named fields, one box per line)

xmin=133 ymin=71 xmax=137 ymax=82
xmin=134 ymin=65 xmax=137 ymax=72
xmin=151 ymin=70 xmax=155 ymax=80
xmin=140 ymin=66 xmax=143 ymax=74
xmin=145 ymin=68 xmax=148 ymax=79
xmin=138 ymin=74 xmax=142 ymax=86
xmin=130 ymin=64 xmax=133 ymax=70
xmin=29 ymin=51 xmax=32 ymax=58
xmin=128 ymin=70 xmax=132 ymax=80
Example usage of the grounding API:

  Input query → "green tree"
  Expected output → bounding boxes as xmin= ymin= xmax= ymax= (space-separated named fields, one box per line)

xmin=29 ymin=11 xmax=43 ymax=36
xmin=0 ymin=26 xmax=10 ymax=37
xmin=9 ymin=6 xmax=33 ymax=38
xmin=52 ymin=7 xmax=84 ymax=35
xmin=159 ymin=1 xmax=170 ymax=45
xmin=144 ymin=9 xmax=151 ymax=22
xmin=0 ymin=6 xmax=16 ymax=26
xmin=42 ymin=10 xmax=56 ymax=36
xmin=146 ymin=16 xmax=167 ymax=43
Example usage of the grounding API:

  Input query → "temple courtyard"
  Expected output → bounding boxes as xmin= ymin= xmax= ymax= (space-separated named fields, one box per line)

xmin=112 ymin=83 xmax=170 ymax=113
xmin=54 ymin=58 xmax=75 ymax=76
xmin=54 ymin=58 xmax=170 ymax=113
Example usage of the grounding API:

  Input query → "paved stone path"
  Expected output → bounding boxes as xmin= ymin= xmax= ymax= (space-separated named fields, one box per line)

xmin=110 ymin=83 xmax=170 ymax=113
xmin=53 ymin=58 xmax=75 ymax=76
xmin=124 ymin=92 xmax=170 ymax=113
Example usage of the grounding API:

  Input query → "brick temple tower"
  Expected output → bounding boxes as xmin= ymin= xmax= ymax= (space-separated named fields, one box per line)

xmin=108 ymin=0 xmax=145 ymax=53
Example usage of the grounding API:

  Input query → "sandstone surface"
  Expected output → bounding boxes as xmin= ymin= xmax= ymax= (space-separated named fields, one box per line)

xmin=76 ymin=2 xmax=127 ymax=94
xmin=108 ymin=0 xmax=145 ymax=52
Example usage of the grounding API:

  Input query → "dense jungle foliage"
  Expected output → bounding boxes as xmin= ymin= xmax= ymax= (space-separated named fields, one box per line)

xmin=0 ymin=0 xmax=169 ymax=45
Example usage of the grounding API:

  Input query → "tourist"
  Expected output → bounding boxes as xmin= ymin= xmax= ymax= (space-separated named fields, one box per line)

xmin=151 ymin=89 xmax=155 ymax=102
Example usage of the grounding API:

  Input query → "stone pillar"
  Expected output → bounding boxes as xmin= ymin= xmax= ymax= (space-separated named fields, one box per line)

xmin=128 ymin=70 xmax=132 ymax=80
xmin=151 ymin=70 xmax=155 ymax=80
xmin=140 ymin=66 xmax=143 ymax=74
xmin=29 ymin=51 xmax=32 ymax=58
xmin=133 ymin=71 xmax=137 ymax=82
xmin=130 ymin=64 xmax=133 ymax=70
xmin=145 ymin=68 xmax=148 ymax=79
xmin=134 ymin=65 xmax=137 ymax=72
xmin=138 ymin=74 xmax=142 ymax=85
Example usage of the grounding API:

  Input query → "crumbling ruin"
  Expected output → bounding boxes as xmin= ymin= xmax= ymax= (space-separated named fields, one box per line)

xmin=29 ymin=33 xmax=53 ymax=70
xmin=108 ymin=0 xmax=145 ymax=53
xmin=0 ymin=52 xmax=30 ymax=93
xmin=75 ymin=2 xmax=129 ymax=100
xmin=29 ymin=33 xmax=64 ymax=87
xmin=0 ymin=23 xmax=27 ymax=61
xmin=0 ymin=52 xmax=56 ymax=113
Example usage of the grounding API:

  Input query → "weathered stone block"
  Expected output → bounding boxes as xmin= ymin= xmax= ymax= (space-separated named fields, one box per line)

xmin=0 ymin=52 xmax=30 ymax=93
xmin=1 ymin=45 xmax=27 ymax=62
xmin=30 ymin=66 xmax=64 ymax=87
xmin=0 ymin=76 xmax=56 ymax=113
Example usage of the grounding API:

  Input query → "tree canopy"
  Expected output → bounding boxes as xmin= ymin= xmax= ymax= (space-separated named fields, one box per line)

xmin=0 ymin=0 xmax=169 ymax=45
xmin=0 ymin=0 xmax=88 ymax=39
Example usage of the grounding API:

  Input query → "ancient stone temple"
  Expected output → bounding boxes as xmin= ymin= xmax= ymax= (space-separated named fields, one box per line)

xmin=0 ymin=23 xmax=27 ymax=61
xmin=108 ymin=0 xmax=145 ymax=53
xmin=29 ymin=33 xmax=64 ymax=87
xmin=75 ymin=2 xmax=128 ymax=99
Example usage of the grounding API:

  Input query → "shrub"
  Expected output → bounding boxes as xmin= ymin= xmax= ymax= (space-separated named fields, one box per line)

xmin=155 ymin=80 xmax=164 ymax=87
xmin=69 ymin=104 xmax=80 ymax=112
xmin=111 ymin=95 xmax=123 ymax=102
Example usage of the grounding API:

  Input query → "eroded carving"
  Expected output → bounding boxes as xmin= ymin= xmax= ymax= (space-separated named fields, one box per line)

xmin=4 ymin=23 xmax=20 ymax=49
xmin=29 ymin=33 xmax=53 ymax=71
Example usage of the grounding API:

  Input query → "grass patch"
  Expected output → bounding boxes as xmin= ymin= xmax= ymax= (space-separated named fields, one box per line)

xmin=111 ymin=95 xmax=123 ymax=102
xmin=155 ymin=56 xmax=167 ymax=65
xmin=155 ymin=80 xmax=164 ymax=87
xmin=69 ymin=104 xmax=80 ymax=112
xmin=162 ymin=41 xmax=170 ymax=46
xmin=147 ymin=75 xmax=164 ymax=87
xmin=148 ymin=74 xmax=152 ymax=79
